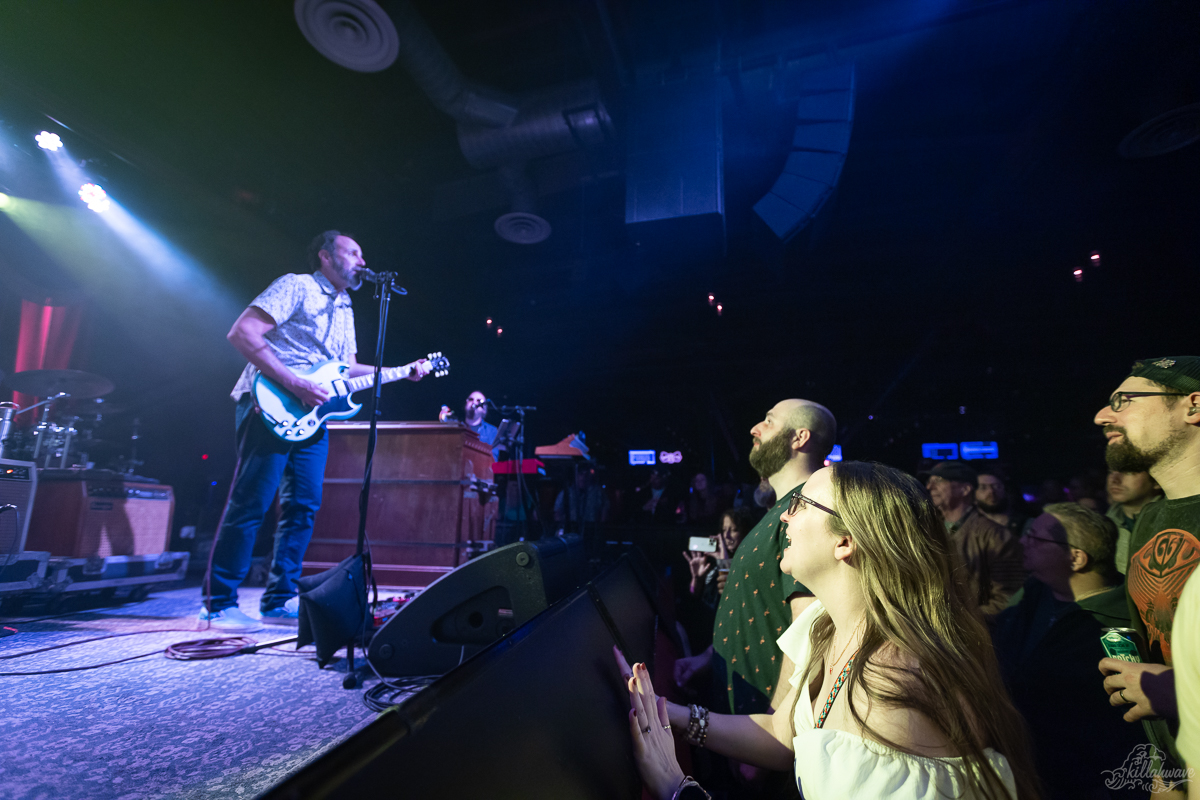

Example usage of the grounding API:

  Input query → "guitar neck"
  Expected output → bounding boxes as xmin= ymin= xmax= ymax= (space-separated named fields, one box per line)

xmin=343 ymin=364 xmax=411 ymax=394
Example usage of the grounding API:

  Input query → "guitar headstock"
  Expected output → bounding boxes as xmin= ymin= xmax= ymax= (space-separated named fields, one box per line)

xmin=426 ymin=351 xmax=451 ymax=378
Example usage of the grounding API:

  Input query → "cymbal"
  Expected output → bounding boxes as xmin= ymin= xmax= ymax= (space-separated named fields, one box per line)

xmin=3 ymin=369 xmax=115 ymax=400
xmin=68 ymin=397 xmax=130 ymax=415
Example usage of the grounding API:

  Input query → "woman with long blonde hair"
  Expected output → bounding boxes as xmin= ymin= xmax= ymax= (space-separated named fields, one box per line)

xmin=617 ymin=461 xmax=1040 ymax=799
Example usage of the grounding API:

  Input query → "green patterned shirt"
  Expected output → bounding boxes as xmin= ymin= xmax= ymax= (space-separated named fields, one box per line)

xmin=711 ymin=484 xmax=809 ymax=714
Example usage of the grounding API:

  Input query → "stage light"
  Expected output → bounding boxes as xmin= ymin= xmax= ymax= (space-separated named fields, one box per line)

xmin=716 ymin=303 xmax=723 ymax=316
xmin=35 ymin=131 xmax=62 ymax=151
xmin=1089 ymin=251 xmax=1101 ymax=266
xmin=486 ymin=318 xmax=493 ymax=328
xmin=0 ymin=193 xmax=8 ymax=207
xmin=1073 ymin=268 xmax=1083 ymax=283
xmin=201 ymin=454 xmax=208 ymax=460
xmin=496 ymin=327 xmax=503 ymax=337
xmin=707 ymin=293 xmax=715 ymax=306
xmin=78 ymin=182 xmax=110 ymax=213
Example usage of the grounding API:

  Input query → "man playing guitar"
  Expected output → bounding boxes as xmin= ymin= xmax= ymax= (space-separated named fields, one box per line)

xmin=202 ymin=230 xmax=430 ymax=631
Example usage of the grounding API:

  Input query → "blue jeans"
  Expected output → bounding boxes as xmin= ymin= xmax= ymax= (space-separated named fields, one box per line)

xmin=207 ymin=396 xmax=329 ymax=612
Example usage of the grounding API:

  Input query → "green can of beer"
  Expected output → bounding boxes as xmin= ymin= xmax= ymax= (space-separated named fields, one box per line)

xmin=1101 ymin=627 xmax=1145 ymax=662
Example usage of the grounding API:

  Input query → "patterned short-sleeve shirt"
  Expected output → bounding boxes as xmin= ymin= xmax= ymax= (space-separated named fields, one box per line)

xmin=712 ymin=483 xmax=809 ymax=714
xmin=230 ymin=271 xmax=357 ymax=400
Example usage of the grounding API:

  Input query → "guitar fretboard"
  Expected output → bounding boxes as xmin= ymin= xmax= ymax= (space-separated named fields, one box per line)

xmin=343 ymin=365 xmax=410 ymax=394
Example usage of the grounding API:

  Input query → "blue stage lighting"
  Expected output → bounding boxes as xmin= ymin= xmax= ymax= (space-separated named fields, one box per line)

xmin=35 ymin=131 xmax=62 ymax=151
xmin=78 ymin=182 xmax=111 ymax=213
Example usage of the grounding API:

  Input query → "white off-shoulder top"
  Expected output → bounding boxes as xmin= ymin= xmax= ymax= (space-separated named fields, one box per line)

xmin=778 ymin=600 xmax=1018 ymax=799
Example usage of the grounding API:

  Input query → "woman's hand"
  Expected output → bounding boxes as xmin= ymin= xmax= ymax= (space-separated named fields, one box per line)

xmin=683 ymin=551 xmax=714 ymax=593
xmin=614 ymin=646 xmax=686 ymax=800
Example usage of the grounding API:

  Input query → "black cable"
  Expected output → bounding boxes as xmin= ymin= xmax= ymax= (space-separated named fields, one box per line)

xmin=202 ymin=413 xmax=254 ymax=628
xmin=0 ymin=650 xmax=163 ymax=675
xmin=0 ymin=628 xmax=201 ymax=659
xmin=362 ymin=674 xmax=437 ymax=713
xmin=0 ymin=628 xmax=290 ymax=674
xmin=0 ymin=627 xmax=203 ymax=675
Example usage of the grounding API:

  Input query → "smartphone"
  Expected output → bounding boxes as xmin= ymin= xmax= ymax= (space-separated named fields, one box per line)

xmin=688 ymin=536 xmax=717 ymax=553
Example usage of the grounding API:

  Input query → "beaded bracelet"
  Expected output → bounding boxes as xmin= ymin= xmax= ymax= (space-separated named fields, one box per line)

xmin=684 ymin=704 xmax=710 ymax=748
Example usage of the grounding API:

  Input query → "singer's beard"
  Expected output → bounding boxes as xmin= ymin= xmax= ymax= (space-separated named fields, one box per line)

xmin=335 ymin=263 xmax=363 ymax=290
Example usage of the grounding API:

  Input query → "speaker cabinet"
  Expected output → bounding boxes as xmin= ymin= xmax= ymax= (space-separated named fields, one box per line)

xmin=367 ymin=534 xmax=587 ymax=676
xmin=0 ymin=460 xmax=37 ymax=555
xmin=262 ymin=553 xmax=660 ymax=800
xmin=26 ymin=479 xmax=174 ymax=557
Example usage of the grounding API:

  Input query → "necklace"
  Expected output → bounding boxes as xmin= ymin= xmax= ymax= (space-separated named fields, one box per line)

xmin=828 ymin=620 xmax=863 ymax=676
xmin=1072 ymin=586 xmax=1111 ymax=602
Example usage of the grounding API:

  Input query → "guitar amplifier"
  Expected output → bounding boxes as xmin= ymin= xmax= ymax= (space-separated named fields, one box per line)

xmin=0 ymin=459 xmax=38 ymax=556
xmin=26 ymin=478 xmax=175 ymax=558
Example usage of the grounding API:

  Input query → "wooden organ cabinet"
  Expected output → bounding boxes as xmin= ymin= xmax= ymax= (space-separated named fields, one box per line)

xmin=304 ymin=422 xmax=498 ymax=587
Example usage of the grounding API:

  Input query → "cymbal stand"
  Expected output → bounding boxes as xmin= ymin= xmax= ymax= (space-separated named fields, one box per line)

xmin=119 ymin=417 xmax=144 ymax=476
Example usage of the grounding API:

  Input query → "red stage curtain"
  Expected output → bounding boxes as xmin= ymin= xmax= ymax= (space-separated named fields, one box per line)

xmin=12 ymin=299 xmax=83 ymax=416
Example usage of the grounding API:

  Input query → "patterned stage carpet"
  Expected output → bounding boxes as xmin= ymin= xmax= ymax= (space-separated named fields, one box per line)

xmin=0 ymin=585 xmax=377 ymax=800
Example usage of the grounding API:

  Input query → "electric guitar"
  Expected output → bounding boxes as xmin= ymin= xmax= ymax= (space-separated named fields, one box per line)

xmin=251 ymin=353 xmax=450 ymax=442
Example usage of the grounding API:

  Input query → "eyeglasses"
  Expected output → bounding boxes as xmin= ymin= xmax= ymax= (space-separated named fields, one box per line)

xmin=1021 ymin=532 xmax=1069 ymax=548
xmin=787 ymin=489 xmax=840 ymax=519
xmin=1109 ymin=391 xmax=1186 ymax=412
xmin=1021 ymin=530 xmax=1091 ymax=558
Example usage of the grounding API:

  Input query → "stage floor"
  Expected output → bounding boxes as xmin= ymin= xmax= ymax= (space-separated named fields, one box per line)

xmin=0 ymin=584 xmax=377 ymax=800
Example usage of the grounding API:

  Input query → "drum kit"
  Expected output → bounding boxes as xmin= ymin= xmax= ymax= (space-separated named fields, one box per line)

xmin=0 ymin=369 xmax=141 ymax=472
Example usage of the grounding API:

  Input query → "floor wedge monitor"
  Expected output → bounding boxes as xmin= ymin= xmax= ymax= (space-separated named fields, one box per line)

xmin=367 ymin=534 xmax=587 ymax=676
xmin=263 ymin=553 xmax=659 ymax=800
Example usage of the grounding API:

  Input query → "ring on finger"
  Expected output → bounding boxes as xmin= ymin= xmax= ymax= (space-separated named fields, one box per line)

xmin=642 ymin=725 xmax=652 ymax=734
xmin=663 ymin=723 xmax=672 ymax=730
xmin=1119 ymin=689 xmax=1129 ymax=703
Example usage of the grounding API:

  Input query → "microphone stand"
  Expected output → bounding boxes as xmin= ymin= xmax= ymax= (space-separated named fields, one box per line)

xmin=353 ymin=270 xmax=404 ymax=674
xmin=497 ymin=404 xmax=537 ymax=540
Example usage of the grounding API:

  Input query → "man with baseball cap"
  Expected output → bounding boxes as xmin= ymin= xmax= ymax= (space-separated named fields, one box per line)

xmin=926 ymin=461 xmax=1025 ymax=618
xmin=1096 ymin=356 xmax=1200 ymax=794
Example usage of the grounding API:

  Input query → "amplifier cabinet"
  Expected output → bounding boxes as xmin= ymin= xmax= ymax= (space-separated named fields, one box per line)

xmin=0 ymin=459 xmax=37 ymax=556
xmin=26 ymin=480 xmax=175 ymax=558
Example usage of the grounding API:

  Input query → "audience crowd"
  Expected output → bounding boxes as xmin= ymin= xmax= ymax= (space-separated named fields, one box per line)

xmin=594 ymin=355 xmax=1200 ymax=800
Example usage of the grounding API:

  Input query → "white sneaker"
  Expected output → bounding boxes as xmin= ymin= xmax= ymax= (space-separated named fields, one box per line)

xmin=261 ymin=596 xmax=300 ymax=625
xmin=199 ymin=606 xmax=264 ymax=633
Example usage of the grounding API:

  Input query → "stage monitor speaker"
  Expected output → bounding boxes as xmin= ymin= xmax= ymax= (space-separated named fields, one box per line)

xmin=262 ymin=552 xmax=660 ymax=800
xmin=0 ymin=460 xmax=37 ymax=556
xmin=367 ymin=533 xmax=587 ymax=676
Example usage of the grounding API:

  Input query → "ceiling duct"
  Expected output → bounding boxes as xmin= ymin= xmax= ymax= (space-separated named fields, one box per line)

xmin=294 ymin=0 xmax=400 ymax=74
xmin=295 ymin=0 xmax=614 ymax=242
xmin=1118 ymin=103 xmax=1200 ymax=158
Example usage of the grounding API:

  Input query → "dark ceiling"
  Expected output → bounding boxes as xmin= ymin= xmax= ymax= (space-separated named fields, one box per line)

xmin=0 ymin=0 xmax=1197 ymax=508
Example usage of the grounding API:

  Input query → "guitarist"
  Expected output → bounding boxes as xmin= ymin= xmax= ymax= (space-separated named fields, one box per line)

xmin=202 ymin=231 xmax=431 ymax=632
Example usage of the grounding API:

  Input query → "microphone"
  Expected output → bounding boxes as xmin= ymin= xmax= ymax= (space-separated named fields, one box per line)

xmin=358 ymin=269 xmax=408 ymax=295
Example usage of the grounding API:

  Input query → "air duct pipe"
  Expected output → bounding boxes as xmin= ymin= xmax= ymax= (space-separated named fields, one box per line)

xmin=295 ymin=0 xmax=614 ymax=243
